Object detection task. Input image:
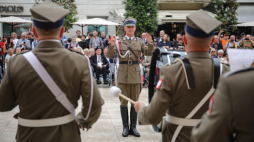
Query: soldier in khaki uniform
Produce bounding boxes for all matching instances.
[0,1,104,142]
[134,10,230,142]
[191,67,254,142]
[106,17,154,137]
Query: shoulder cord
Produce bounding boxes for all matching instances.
[116,40,130,58]
[125,43,138,60]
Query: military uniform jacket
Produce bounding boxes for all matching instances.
[142,56,152,68]
[106,37,154,84]
[191,68,254,142]
[138,52,229,142]
[0,41,104,142]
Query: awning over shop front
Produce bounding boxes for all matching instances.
[236,5,254,23]
[115,9,215,25]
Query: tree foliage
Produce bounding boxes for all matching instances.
[35,0,78,32]
[124,0,158,36]
[212,0,239,33]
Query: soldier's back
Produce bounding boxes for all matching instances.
[9,41,87,142]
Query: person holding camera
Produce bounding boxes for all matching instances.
[239,34,254,49]
[16,32,30,50]
[225,35,239,51]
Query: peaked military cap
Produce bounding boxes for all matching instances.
[30,0,70,29]
[124,17,136,26]
[185,9,222,38]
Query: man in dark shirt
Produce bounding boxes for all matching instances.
[85,33,93,49]
[78,35,87,49]
[175,38,185,49]
[101,31,108,47]
[211,35,223,51]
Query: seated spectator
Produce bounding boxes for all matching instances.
[13,47,21,57]
[16,32,30,49]
[153,39,157,48]
[210,48,217,58]
[239,34,254,49]
[211,35,223,51]
[78,35,87,49]
[76,46,83,54]
[175,38,185,50]
[5,48,15,73]
[103,47,115,85]
[158,34,171,49]
[90,47,109,84]
[70,37,78,48]
[89,48,95,58]
[217,49,224,59]
[225,35,239,50]
[65,38,71,49]
[84,48,89,57]
[3,37,15,55]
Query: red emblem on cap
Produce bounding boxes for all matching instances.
[209,94,215,114]
[156,79,163,89]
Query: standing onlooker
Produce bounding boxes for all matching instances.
[218,29,229,50]
[4,48,15,73]
[75,30,81,38]
[141,33,148,45]
[65,38,71,49]
[101,31,107,47]
[239,32,246,41]
[32,38,39,49]
[158,34,171,49]
[239,34,254,49]
[26,32,34,50]
[3,37,15,55]
[225,35,239,50]
[210,48,217,58]
[78,35,87,49]
[76,35,82,43]
[16,32,30,49]
[156,30,165,46]
[89,30,103,49]
[11,32,18,47]
[70,37,78,48]
[86,33,93,49]
[86,32,90,39]
[0,35,7,56]
[211,35,223,51]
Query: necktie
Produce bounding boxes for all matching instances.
[129,38,131,44]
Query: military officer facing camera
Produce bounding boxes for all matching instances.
[106,17,154,137]
[134,9,230,142]
[0,1,104,142]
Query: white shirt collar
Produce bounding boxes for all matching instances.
[126,35,134,40]
[39,39,61,43]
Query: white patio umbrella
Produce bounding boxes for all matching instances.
[71,18,120,35]
[0,16,32,33]
[237,21,254,27]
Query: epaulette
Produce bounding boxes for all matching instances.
[68,49,84,56]
[224,67,254,78]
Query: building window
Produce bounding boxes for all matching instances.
[2,16,32,37]
[87,17,108,36]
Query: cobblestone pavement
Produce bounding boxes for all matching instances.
[0,86,161,142]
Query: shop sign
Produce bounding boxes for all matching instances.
[0,5,24,13]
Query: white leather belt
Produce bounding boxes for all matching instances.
[18,114,74,127]
[166,114,201,127]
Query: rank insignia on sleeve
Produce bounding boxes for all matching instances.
[209,94,215,114]
[156,79,163,89]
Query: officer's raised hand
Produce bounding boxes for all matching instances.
[146,33,152,43]
[110,36,116,47]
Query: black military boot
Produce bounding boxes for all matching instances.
[129,107,140,137]
[120,106,129,137]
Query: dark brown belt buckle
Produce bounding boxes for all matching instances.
[128,60,132,65]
